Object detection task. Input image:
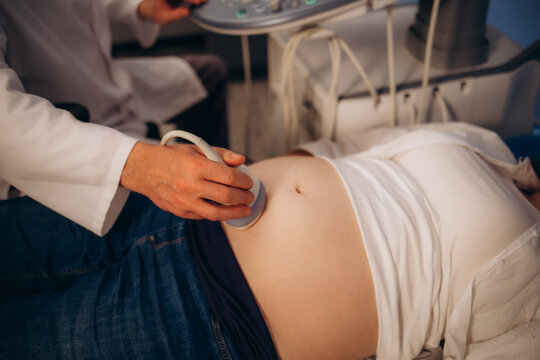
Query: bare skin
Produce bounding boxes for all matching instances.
[223,156,378,359]
[121,141,255,221]
[137,0,205,25]
[525,191,540,212]
[221,150,540,359]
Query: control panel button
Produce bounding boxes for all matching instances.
[236,7,248,17]
[252,5,266,13]
[305,0,317,5]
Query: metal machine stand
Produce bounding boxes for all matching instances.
[407,0,490,70]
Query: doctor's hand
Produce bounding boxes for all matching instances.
[120,141,254,221]
[137,0,206,25]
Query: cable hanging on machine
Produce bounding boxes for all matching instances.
[433,88,450,123]
[280,25,379,148]
[416,0,441,124]
[279,0,444,148]
[386,5,397,127]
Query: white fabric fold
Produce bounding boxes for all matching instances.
[298,122,540,359]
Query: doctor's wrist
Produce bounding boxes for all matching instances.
[120,141,154,194]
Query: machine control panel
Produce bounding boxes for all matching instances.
[187,0,369,34]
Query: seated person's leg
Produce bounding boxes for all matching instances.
[0,196,120,293]
[0,194,237,359]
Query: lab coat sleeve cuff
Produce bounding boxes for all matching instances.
[127,0,161,48]
[105,0,160,48]
[94,136,139,236]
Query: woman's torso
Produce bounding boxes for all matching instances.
[222,143,540,359]
[222,156,378,359]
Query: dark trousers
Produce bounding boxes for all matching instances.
[147,54,229,149]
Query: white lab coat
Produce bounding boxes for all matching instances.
[0,0,207,235]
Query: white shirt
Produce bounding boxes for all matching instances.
[297,123,540,359]
[0,0,207,235]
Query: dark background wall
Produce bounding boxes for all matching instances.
[487,0,539,118]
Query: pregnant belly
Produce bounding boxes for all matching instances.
[223,156,378,359]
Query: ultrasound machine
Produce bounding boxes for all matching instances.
[187,0,538,148]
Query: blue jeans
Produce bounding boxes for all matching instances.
[0,193,240,360]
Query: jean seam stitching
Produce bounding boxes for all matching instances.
[146,234,184,249]
[130,222,186,251]
[211,313,233,360]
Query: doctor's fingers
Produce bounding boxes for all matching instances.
[171,209,204,220]
[202,162,253,190]
[212,147,247,168]
[201,166,253,190]
[192,199,252,222]
[199,180,254,206]
[163,189,251,221]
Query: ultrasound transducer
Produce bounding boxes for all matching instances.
[160,130,266,230]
